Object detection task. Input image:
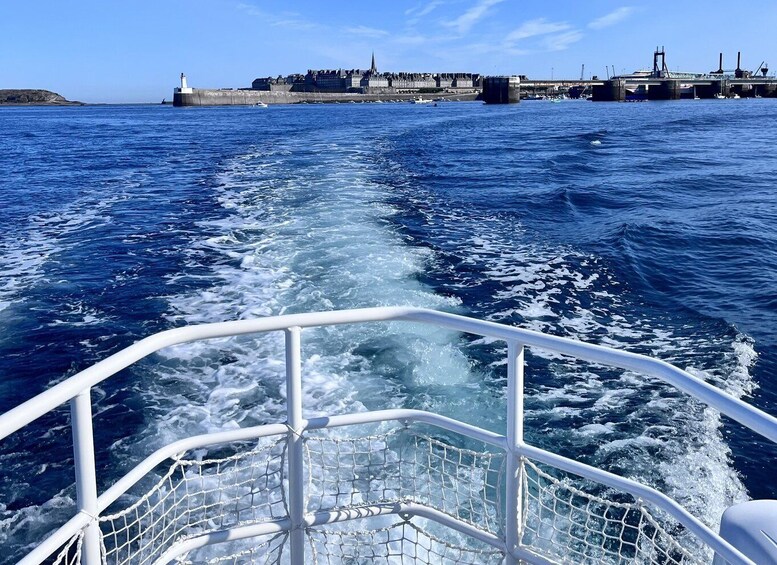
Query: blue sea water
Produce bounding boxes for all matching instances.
[0,100,776,561]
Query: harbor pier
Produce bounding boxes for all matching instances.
[586,77,777,101]
[482,76,521,104]
[591,79,626,102]
[647,79,681,100]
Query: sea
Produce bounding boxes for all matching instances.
[0,100,776,562]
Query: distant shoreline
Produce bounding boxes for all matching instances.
[0,89,83,106]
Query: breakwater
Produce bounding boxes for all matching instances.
[173,88,478,106]
[590,77,777,101]
[482,76,521,104]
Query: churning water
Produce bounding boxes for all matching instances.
[1,100,776,562]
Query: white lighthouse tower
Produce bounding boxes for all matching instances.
[176,73,193,94]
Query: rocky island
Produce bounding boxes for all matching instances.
[0,89,82,105]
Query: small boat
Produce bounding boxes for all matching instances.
[714,93,726,99]
[410,97,433,104]
[254,102,268,108]
[732,93,741,99]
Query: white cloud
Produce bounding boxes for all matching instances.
[236,2,262,17]
[346,25,390,38]
[468,41,530,57]
[541,30,584,51]
[506,18,571,42]
[271,18,318,31]
[394,34,431,46]
[406,1,443,18]
[588,7,636,30]
[443,0,505,35]
[236,3,318,31]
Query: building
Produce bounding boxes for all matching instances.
[253,54,480,94]
[361,53,390,89]
[436,73,481,89]
[389,73,437,90]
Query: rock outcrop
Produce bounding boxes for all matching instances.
[0,89,82,105]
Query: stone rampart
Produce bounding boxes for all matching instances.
[173,88,478,106]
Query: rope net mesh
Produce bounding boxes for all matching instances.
[520,458,707,564]
[52,530,84,565]
[304,427,505,536]
[307,519,505,564]
[47,425,716,564]
[97,438,287,565]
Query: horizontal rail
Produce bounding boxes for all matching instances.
[308,409,507,449]
[399,310,777,445]
[2,307,776,445]
[155,502,508,565]
[97,423,289,513]
[100,409,502,516]
[153,518,292,565]
[17,511,92,565]
[0,308,411,439]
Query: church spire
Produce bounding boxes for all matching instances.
[370,52,377,74]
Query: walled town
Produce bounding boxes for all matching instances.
[250,54,482,94]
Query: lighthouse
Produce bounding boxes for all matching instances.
[177,73,193,94]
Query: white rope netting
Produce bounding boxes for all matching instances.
[52,529,84,565]
[520,458,705,564]
[304,427,505,536]
[98,439,286,565]
[46,426,716,565]
[307,519,505,564]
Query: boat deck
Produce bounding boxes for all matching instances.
[2,308,775,564]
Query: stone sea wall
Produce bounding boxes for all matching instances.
[173,88,479,106]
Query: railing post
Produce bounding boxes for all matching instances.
[70,388,101,565]
[285,327,305,565]
[505,340,525,564]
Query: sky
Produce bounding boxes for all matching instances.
[2,0,776,103]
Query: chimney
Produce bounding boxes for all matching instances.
[714,52,724,74]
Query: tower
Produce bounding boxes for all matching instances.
[370,52,377,74]
[653,46,669,78]
[177,73,193,94]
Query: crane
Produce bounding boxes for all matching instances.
[753,61,769,77]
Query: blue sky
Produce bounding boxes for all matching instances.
[2,0,775,103]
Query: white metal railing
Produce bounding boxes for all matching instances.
[1,307,776,565]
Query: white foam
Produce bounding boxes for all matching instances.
[385,204,757,530]
[126,141,469,459]
[0,194,120,317]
